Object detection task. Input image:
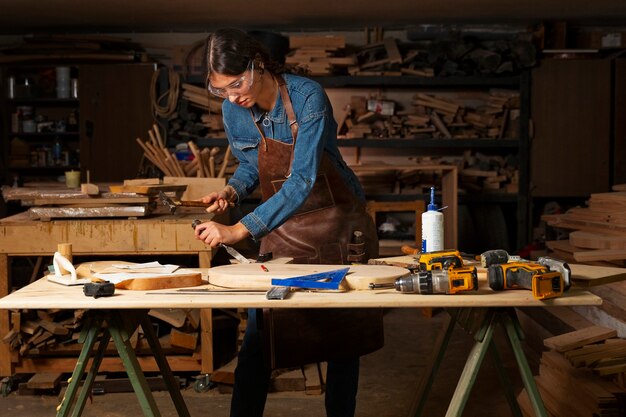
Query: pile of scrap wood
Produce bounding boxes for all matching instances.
[136,124,235,178]
[337,90,519,140]
[286,34,534,77]
[543,186,626,267]
[2,309,85,357]
[2,307,205,358]
[286,35,355,76]
[517,326,626,417]
[211,357,326,396]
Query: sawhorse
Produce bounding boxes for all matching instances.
[56,310,190,417]
[410,307,548,417]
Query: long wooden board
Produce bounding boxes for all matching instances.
[207,264,410,291]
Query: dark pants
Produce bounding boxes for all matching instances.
[230,308,360,417]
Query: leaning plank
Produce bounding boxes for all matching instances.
[303,363,323,395]
[544,326,617,352]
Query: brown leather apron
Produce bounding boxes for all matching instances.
[255,75,384,369]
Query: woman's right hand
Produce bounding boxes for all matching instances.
[201,186,235,214]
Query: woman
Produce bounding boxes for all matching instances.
[194,28,382,417]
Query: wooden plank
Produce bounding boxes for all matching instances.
[163,176,225,201]
[544,326,617,352]
[569,263,626,287]
[573,248,626,262]
[29,206,149,220]
[169,328,197,351]
[271,367,306,392]
[31,196,150,205]
[210,357,237,385]
[303,363,322,395]
[569,230,626,250]
[148,308,187,328]
[26,372,63,390]
[108,184,187,195]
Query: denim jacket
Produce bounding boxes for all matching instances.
[223,73,366,240]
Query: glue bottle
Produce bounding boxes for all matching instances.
[421,186,444,252]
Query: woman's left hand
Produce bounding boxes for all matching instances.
[193,221,250,247]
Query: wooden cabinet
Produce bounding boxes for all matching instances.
[79,63,155,182]
[531,59,612,197]
[0,63,155,186]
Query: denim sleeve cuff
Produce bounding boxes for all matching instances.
[240,213,270,241]
[227,179,247,203]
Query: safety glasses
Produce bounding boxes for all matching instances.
[207,60,255,98]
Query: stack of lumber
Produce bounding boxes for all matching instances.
[2,185,155,220]
[354,151,517,196]
[517,326,626,417]
[352,37,434,77]
[337,90,519,140]
[543,186,626,267]
[211,357,326,396]
[457,151,519,194]
[136,124,235,178]
[286,35,355,76]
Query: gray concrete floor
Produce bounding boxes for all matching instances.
[1,308,523,417]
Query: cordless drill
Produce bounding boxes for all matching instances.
[394,266,478,294]
[481,249,572,299]
[487,263,564,300]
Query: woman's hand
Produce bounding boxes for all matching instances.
[194,221,249,247]
[201,186,236,215]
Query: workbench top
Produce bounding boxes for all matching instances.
[0,272,602,310]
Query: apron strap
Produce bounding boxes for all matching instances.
[250,74,299,177]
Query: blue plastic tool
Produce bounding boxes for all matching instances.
[270,267,350,290]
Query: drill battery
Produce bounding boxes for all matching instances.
[488,262,565,300]
[417,249,464,271]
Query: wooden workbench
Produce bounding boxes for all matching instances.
[0,211,214,377]
[0,273,602,417]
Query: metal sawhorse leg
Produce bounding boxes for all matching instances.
[56,310,190,417]
[409,307,548,417]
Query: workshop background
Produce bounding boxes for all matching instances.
[1,1,626,416]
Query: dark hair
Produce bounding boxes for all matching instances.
[204,28,284,85]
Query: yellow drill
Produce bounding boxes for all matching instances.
[394,266,478,294]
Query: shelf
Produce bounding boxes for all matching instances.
[189,137,519,150]
[366,193,518,203]
[337,138,519,149]
[315,75,521,88]
[184,74,522,89]
[9,132,80,139]
[8,98,79,106]
[6,165,79,172]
